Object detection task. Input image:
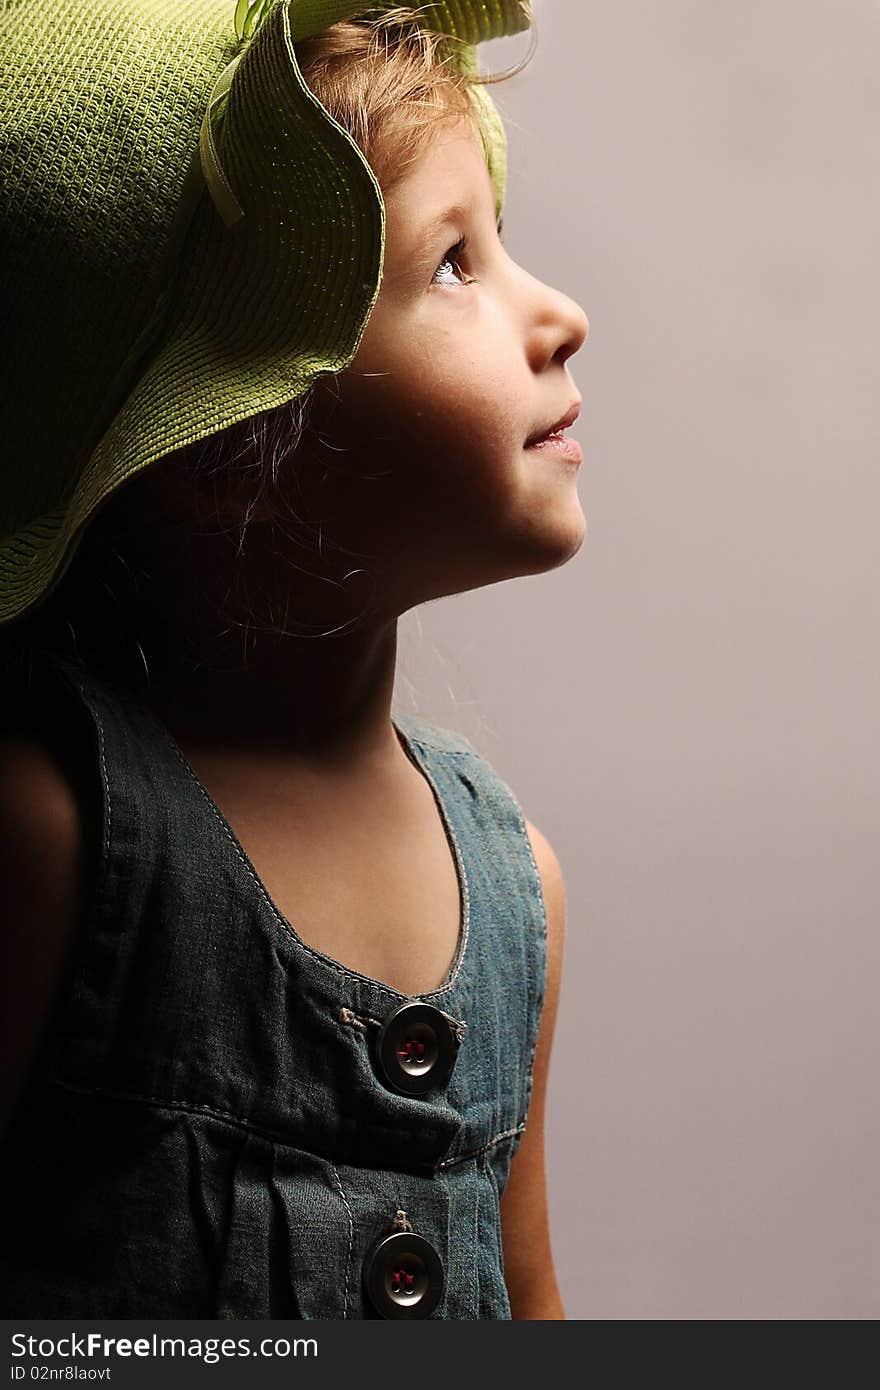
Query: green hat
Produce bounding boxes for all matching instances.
[0,0,531,627]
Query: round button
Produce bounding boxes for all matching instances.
[375,1001,459,1096]
[363,1231,444,1319]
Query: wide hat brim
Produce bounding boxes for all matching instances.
[0,0,530,626]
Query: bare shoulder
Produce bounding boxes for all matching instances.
[499,818,567,1318]
[0,735,87,1137]
[0,734,85,851]
[522,817,565,1033]
[524,818,567,941]
[0,736,87,905]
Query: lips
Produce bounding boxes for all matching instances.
[525,400,581,448]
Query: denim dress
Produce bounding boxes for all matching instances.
[0,646,547,1318]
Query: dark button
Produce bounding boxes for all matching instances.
[375,1000,459,1096]
[363,1231,444,1319]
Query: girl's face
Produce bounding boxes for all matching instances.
[293,113,590,613]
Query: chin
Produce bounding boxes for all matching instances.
[405,500,587,603]
[518,501,587,575]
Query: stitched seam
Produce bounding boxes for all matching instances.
[393,726,471,998]
[328,1164,354,1320]
[161,738,420,995]
[51,1077,450,1180]
[400,741,474,756]
[508,784,550,951]
[502,778,550,1122]
[437,803,471,998]
[92,703,112,881]
[436,1124,526,1171]
[48,1076,335,1150]
[159,733,469,1002]
[42,656,113,912]
[394,730,476,756]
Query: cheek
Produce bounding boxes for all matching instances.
[357,302,520,431]
[397,360,524,467]
[323,317,526,510]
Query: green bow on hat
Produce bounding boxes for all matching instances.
[0,0,531,627]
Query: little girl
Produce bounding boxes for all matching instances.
[0,0,588,1319]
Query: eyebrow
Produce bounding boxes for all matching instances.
[416,203,504,241]
[404,204,505,272]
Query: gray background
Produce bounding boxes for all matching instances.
[393,0,880,1318]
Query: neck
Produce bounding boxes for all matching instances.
[81,472,408,769]
[137,613,403,769]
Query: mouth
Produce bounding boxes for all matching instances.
[525,433,582,465]
[524,400,581,448]
[524,400,582,464]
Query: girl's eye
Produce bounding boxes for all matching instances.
[431,235,474,288]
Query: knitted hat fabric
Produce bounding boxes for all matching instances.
[0,0,531,625]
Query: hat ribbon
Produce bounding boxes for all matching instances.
[199,53,246,227]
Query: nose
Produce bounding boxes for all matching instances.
[524,273,590,373]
